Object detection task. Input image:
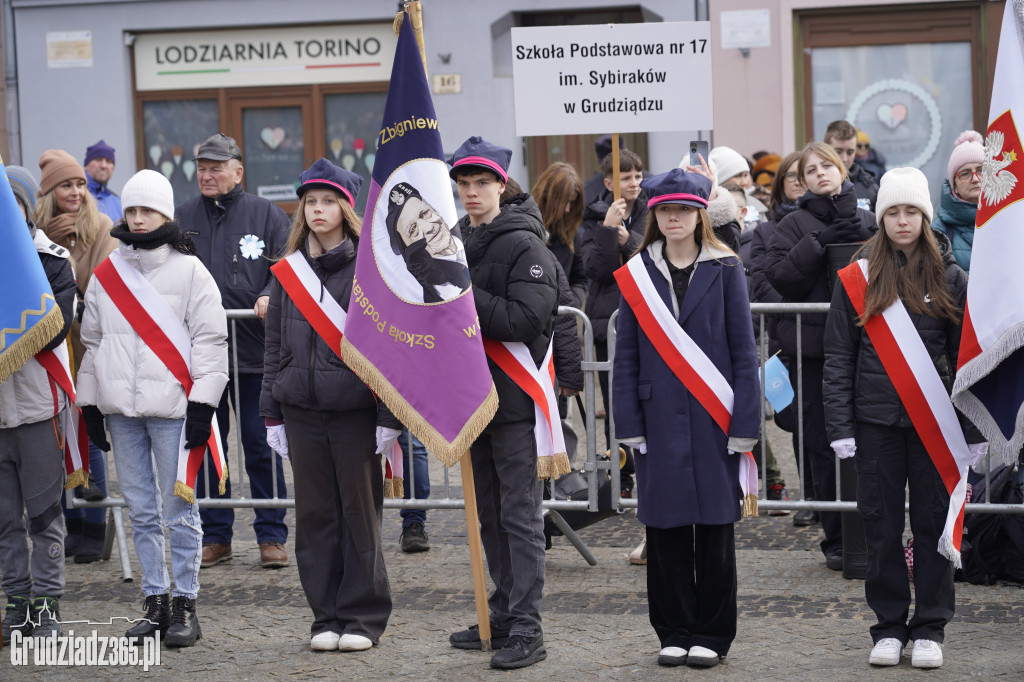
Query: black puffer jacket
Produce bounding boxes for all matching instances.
[552,257,584,392]
[747,201,799,344]
[823,231,980,443]
[765,182,876,359]
[848,162,879,212]
[260,237,396,428]
[578,189,648,344]
[463,194,559,424]
[547,232,586,307]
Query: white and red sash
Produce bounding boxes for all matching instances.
[482,337,570,480]
[838,259,973,565]
[615,255,759,517]
[35,344,90,489]
[270,250,404,495]
[92,250,226,503]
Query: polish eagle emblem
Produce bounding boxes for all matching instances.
[981,130,1018,207]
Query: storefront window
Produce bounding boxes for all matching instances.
[142,99,219,204]
[241,106,306,202]
[323,92,387,212]
[810,42,973,203]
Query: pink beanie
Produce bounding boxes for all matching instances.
[947,130,985,189]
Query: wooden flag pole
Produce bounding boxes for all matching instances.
[611,133,621,202]
[403,0,493,651]
[460,451,492,650]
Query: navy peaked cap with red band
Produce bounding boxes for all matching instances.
[297,158,363,206]
[449,136,512,183]
[641,168,711,210]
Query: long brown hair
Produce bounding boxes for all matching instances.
[532,162,584,251]
[856,216,960,325]
[32,188,105,249]
[635,205,735,257]
[768,151,803,217]
[284,190,362,257]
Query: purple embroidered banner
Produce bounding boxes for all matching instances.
[340,13,496,465]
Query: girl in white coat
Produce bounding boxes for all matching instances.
[77,170,227,648]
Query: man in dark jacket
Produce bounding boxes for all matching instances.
[446,137,558,670]
[826,120,879,211]
[175,133,291,570]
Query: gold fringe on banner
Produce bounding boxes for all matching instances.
[64,467,87,491]
[175,480,196,504]
[384,476,404,499]
[742,494,759,518]
[218,467,228,496]
[0,297,62,384]
[339,338,499,467]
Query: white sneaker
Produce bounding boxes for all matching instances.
[869,638,903,666]
[338,633,373,651]
[657,646,687,667]
[310,631,340,651]
[911,639,943,669]
[686,645,721,668]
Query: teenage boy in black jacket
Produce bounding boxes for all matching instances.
[446,137,558,670]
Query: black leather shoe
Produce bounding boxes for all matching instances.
[164,596,202,647]
[126,594,170,641]
[449,622,511,650]
[825,547,844,571]
[490,634,547,669]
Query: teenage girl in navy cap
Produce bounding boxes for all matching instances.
[260,158,401,653]
[613,167,760,669]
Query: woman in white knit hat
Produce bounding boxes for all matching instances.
[822,167,985,670]
[931,131,985,273]
[76,169,228,649]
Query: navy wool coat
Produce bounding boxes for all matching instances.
[613,241,761,528]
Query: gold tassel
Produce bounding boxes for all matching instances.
[384,476,404,499]
[174,480,196,504]
[0,300,62,383]
[218,470,228,496]
[392,11,403,35]
[64,467,87,491]
[553,452,571,478]
[338,338,499,467]
[742,494,759,518]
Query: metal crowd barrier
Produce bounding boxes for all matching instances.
[70,303,1024,580]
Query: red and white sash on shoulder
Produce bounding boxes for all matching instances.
[838,259,973,566]
[35,344,90,489]
[270,250,404,496]
[615,254,759,517]
[92,250,226,503]
[482,337,570,480]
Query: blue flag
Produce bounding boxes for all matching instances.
[762,354,794,412]
[0,158,61,382]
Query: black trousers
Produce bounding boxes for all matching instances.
[797,359,842,555]
[646,524,737,655]
[856,422,954,644]
[282,405,392,643]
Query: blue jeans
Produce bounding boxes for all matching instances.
[107,415,202,599]
[62,442,107,526]
[399,429,430,528]
[195,374,288,544]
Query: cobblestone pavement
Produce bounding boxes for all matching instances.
[10,422,1024,679]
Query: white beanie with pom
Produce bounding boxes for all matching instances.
[122,169,175,221]
[947,130,985,189]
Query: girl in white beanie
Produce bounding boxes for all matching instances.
[822,167,984,669]
[77,169,228,648]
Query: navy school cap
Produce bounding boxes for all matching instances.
[297,158,362,206]
[641,168,711,210]
[448,136,511,183]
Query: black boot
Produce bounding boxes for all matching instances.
[2,595,33,640]
[126,594,170,641]
[164,596,202,648]
[73,521,107,564]
[31,597,61,637]
[64,518,84,559]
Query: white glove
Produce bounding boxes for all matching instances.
[375,426,402,456]
[831,437,856,460]
[968,442,988,467]
[618,437,646,454]
[267,424,289,459]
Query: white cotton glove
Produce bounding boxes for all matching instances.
[619,437,646,454]
[831,437,857,460]
[968,442,989,467]
[375,426,402,456]
[267,424,289,459]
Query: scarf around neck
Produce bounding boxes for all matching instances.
[111,220,198,256]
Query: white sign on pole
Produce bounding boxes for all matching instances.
[510,22,712,137]
[720,10,772,50]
